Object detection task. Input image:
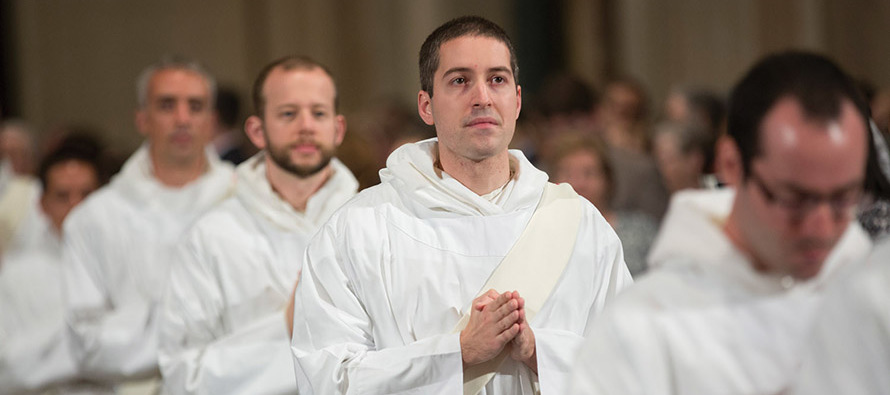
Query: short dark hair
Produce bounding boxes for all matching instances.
[418,15,519,96]
[865,122,890,199]
[215,86,241,128]
[251,55,339,118]
[38,134,102,190]
[727,51,870,177]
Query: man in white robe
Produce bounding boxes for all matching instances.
[789,124,890,395]
[0,142,110,394]
[61,56,235,393]
[569,51,872,395]
[158,56,358,395]
[291,16,631,395]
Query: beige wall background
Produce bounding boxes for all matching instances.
[7,0,890,153]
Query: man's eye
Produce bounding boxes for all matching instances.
[280,111,295,118]
[190,102,204,112]
[313,111,328,118]
[492,76,506,84]
[452,77,466,85]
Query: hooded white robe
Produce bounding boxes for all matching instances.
[291,139,631,395]
[0,207,113,394]
[60,145,234,384]
[790,238,890,395]
[158,154,357,395]
[569,189,871,395]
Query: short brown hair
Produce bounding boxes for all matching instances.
[251,55,339,118]
[418,16,519,97]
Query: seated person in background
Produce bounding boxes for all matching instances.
[0,139,111,394]
[527,72,669,221]
[570,50,872,395]
[549,134,657,277]
[651,120,715,194]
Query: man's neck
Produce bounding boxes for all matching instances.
[151,151,208,188]
[438,148,512,196]
[265,156,332,213]
[723,208,772,275]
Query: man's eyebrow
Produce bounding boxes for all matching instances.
[442,67,473,77]
[441,66,513,78]
[782,178,864,195]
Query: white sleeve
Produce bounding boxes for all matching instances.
[61,214,158,381]
[291,225,464,395]
[158,236,296,395]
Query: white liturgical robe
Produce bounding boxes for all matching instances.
[158,154,357,395]
[569,189,871,395]
[790,238,890,395]
[291,139,631,395]
[0,208,112,394]
[61,145,234,383]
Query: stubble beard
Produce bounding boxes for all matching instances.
[267,141,334,178]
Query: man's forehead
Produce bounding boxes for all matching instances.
[264,67,336,106]
[760,97,866,148]
[436,35,512,72]
[149,69,210,98]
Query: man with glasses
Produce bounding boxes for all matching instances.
[569,51,872,394]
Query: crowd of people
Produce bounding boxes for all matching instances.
[0,15,889,395]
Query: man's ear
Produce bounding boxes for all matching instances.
[418,90,435,126]
[244,116,267,150]
[715,134,742,187]
[334,115,347,147]
[515,85,522,119]
[135,109,148,137]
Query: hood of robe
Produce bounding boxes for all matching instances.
[647,188,870,293]
[235,152,358,232]
[110,144,235,215]
[379,138,549,217]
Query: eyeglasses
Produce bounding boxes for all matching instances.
[748,171,862,222]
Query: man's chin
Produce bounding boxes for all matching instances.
[789,257,827,281]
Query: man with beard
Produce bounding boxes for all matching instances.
[569,51,872,394]
[290,16,630,394]
[61,56,235,394]
[157,56,358,395]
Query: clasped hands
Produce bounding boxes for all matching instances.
[459,289,537,374]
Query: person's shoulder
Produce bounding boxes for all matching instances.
[325,182,399,221]
[64,183,131,230]
[610,262,718,312]
[186,196,250,237]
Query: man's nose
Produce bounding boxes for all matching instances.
[174,103,192,124]
[471,82,493,108]
[297,112,316,134]
[801,201,839,239]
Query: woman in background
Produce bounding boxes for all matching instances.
[549,134,658,277]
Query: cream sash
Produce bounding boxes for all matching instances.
[453,182,582,395]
